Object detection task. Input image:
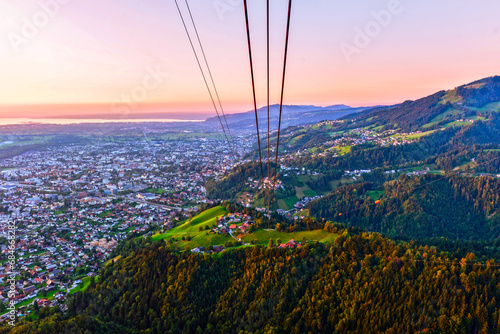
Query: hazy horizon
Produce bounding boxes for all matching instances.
[0,103,216,120]
[0,72,496,120]
[0,101,362,119]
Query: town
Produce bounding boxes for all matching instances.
[0,136,254,320]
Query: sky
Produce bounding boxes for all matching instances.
[0,0,499,118]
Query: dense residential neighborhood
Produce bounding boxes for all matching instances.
[0,137,253,318]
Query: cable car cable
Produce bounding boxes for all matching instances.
[269,0,293,212]
[266,0,271,227]
[174,0,235,156]
[243,0,266,202]
[183,0,238,155]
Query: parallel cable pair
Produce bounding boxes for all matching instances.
[174,0,238,158]
[242,0,293,221]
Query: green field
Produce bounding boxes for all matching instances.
[241,229,337,246]
[440,89,463,104]
[328,131,345,136]
[45,289,65,300]
[288,134,306,146]
[335,145,351,155]
[422,121,440,129]
[69,277,94,295]
[484,102,500,112]
[152,206,228,242]
[151,206,337,251]
[432,108,462,122]
[406,130,437,139]
[453,161,478,172]
[146,188,167,194]
[293,209,310,218]
[295,185,317,199]
[366,190,385,200]
[161,228,337,250]
[422,107,462,128]
[467,102,500,113]
[296,174,316,183]
[443,120,474,128]
[311,123,333,130]
[307,147,320,153]
[277,195,299,211]
[253,197,266,208]
[104,255,122,266]
[467,115,486,121]
[303,190,317,197]
[393,130,437,140]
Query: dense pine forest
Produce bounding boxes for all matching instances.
[5,231,500,334]
[308,174,500,240]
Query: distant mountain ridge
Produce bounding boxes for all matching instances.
[204,104,373,131]
[203,76,500,133]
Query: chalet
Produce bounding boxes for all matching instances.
[213,245,224,253]
[191,247,205,253]
[54,293,65,301]
[239,223,249,233]
[36,298,51,307]
[278,239,298,249]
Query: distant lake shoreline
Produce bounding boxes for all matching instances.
[0,118,205,126]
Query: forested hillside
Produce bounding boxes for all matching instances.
[6,233,500,334]
[308,174,500,240]
[288,116,500,173]
[340,76,500,131]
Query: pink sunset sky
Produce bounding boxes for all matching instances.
[0,0,499,118]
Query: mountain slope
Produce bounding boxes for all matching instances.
[341,76,500,131]
[308,174,500,240]
[204,104,372,131]
[10,235,500,333]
